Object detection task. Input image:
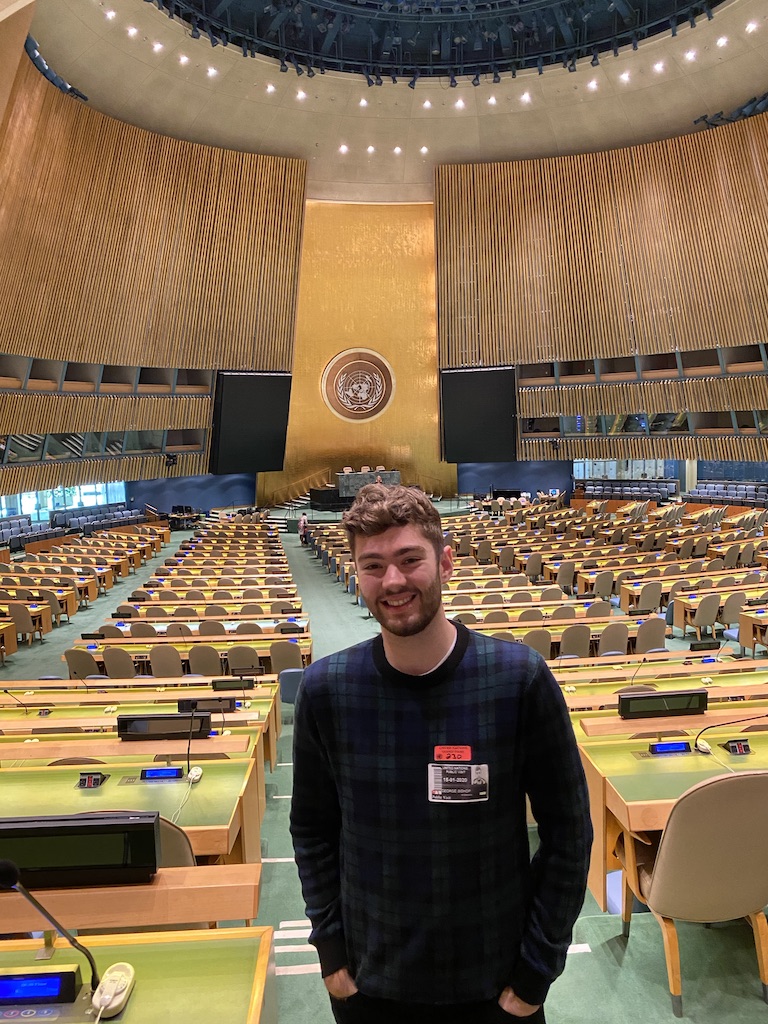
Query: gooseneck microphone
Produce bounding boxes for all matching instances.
[3,689,30,714]
[0,859,100,990]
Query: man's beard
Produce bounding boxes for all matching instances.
[370,573,443,638]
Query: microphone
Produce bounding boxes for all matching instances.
[185,701,198,777]
[0,859,100,991]
[627,655,648,688]
[3,689,30,714]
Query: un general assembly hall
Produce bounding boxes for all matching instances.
[1,0,768,1022]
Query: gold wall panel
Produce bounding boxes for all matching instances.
[519,376,768,419]
[521,435,768,463]
[258,202,456,506]
[436,113,768,367]
[0,394,211,435]
[0,450,209,495]
[0,61,306,371]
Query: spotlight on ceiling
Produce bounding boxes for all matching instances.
[471,72,480,86]
[408,70,420,89]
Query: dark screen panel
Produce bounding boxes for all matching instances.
[440,368,517,462]
[209,372,292,474]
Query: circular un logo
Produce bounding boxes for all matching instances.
[321,349,395,422]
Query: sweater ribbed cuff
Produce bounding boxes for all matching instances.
[315,935,349,979]
[509,960,550,1007]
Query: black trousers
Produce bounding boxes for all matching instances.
[329,992,546,1024]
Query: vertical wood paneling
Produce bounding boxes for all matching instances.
[436,112,768,368]
[0,62,307,371]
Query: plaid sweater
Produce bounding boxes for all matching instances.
[290,623,592,1006]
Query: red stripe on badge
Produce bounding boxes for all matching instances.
[433,745,472,761]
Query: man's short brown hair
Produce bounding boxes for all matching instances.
[343,484,444,557]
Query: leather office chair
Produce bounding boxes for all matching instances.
[616,771,768,1017]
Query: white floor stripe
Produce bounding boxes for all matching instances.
[272,794,292,799]
[276,964,322,976]
[275,944,315,954]
[279,919,310,928]
[568,943,591,954]
[263,857,296,863]
[275,928,312,940]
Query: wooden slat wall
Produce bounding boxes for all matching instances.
[521,436,768,463]
[0,451,210,493]
[0,61,307,371]
[435,113,768,367]
[519,376,768,418]
[0,394,210,435]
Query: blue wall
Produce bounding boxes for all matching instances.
[457,461,574,497]
[697,461,768,483]
[127,474,257,512]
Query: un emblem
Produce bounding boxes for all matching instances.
[321,349,395,422]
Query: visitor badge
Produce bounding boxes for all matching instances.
[428,763,489,803]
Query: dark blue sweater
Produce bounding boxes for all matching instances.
[290,623,592,1006]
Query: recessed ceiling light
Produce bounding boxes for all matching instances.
[153,42,163,52]
[422,99,431,108]
[420,146,428,154]
[367,145,375,153]
[653,60,664,73]
[716,35,728,47]
[339,144,348,154]
[684,49,696,61]
[587,79,598,91]
[619,70,630,82]
[746,21,757,34]
[297,90,306,99]
[105,9,116,19]
[127,26,138,37]
[359,98,368,107]
[207,66,217,77]
[266,83,275,93]
[520,91,531,103]
[179,54,189,65]
[487,95,496,105]
[393,146,402,154]
[455,98,465,109]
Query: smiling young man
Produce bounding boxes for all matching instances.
[290,484,592,1024]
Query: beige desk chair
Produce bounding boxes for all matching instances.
[8,602,44,645]
[682,592,722,641]
[64,648,107,681]
[130,621,157,638]
[269,640,303,675]
[166,622,193,637]
[103,645,138,679]
[558,622,591,659]
[634,616,667,654]
[227,645,262,675]
[521,628,551,660]
[517,607,544,623]
[188,644,223,675]
[199,620,225,635]
[616,771,768,1017]
[149,645,185,677]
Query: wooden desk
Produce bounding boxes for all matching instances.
[0,760,261,861]
[738,607,768,657]
[0,864,261,931]
[0,618,18,657]
[0,928,276,1024]
[0,600,53,635]
[580,731,768,909]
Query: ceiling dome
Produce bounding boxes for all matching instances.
[170,0,725,81]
